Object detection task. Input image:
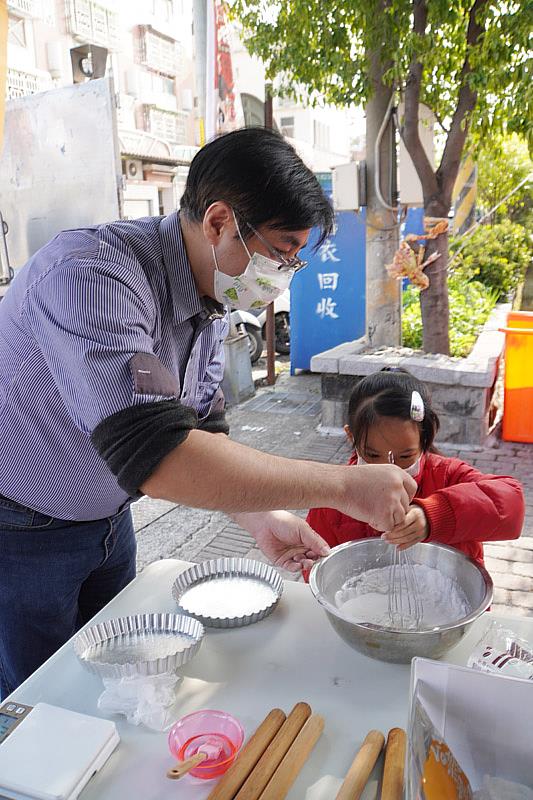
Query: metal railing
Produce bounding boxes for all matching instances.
[6,67,53,100]
[7,0,39,18]
[65,0,121,50]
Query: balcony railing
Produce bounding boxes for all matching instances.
[143,105,188,145]
[7,0,39,18]
[65,0,121,50]
[6,67,54,100]
[139,26,179,78]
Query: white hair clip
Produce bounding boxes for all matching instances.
[410,390,425,422]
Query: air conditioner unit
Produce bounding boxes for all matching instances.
[124,159,143,180]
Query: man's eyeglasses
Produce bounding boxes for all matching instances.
[244,221,308,273]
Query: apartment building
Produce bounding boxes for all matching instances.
[231,35,357,173]
[5,0,198,217]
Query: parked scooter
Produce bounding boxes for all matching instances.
[230,290,291,364]
[230,309,263,364]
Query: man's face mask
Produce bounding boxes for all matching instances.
[212,211,297,310]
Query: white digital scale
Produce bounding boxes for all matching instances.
[0,701,119,800]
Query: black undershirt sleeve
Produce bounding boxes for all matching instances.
[91,400,228,497]
[197,409,230,435]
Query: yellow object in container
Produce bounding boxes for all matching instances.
[421,736,473,800]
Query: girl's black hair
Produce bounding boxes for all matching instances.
[347,368,440,454]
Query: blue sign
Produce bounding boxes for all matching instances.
[290,208,366,372]
[402,207,425,239]
[289,179,425,372]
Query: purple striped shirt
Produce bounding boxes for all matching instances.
[0,212,228,520]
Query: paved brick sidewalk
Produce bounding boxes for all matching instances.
[133,372,533,619]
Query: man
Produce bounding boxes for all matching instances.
[0,128,415,697]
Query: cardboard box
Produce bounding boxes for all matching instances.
[407,658,533,798]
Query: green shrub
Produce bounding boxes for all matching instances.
[450,220,531,300]
[402,277,499,358]
[477,135,532,229]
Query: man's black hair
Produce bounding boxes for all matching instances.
[347,368,440,454]
[180,127,334,247]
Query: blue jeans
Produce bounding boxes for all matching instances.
[0,496,137,698]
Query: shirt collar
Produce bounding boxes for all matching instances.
[159,211,224,325]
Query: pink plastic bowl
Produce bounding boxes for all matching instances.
[168,709,244,780]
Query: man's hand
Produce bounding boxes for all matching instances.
[336,464,417,532]
[381,505,429,550]
[231,510,330,572]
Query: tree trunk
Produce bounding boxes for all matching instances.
[420,198,450,354]
[365,55,401,348]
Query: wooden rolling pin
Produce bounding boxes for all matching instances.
[335,729,385,800]
[258,713,325,800]
[235,702,312,800]
[207,708,286,800]
[380,728,407,800]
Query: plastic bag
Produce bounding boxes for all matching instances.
[409,698,473,800]
[473,776,533,799]
[97,673,183,731]
[467,620,533,681]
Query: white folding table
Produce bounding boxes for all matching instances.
[5,558,533,799]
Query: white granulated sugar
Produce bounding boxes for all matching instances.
[181,577,276,618]
[335,564,471,629]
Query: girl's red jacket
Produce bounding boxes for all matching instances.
[306,452,525,567]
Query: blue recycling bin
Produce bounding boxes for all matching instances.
[290,208,366,372]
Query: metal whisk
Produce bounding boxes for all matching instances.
[388,545,424,629]
[386,450,424,629]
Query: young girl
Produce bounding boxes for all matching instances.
[307,368,524,567]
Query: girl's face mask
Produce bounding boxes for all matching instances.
[212,211,295,311]
[356,453,423,480]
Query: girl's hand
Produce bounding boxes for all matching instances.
[381,505,429,550]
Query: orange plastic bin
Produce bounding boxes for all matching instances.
[500,310,533,443]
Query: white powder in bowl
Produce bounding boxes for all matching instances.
[335,563,471,629]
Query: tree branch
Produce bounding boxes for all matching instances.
[401,0,439,201]
[432,110,450,134]
[438,0,489,201]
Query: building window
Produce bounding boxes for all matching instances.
[313,120,330,151]
[7,15,27,47]
[149,73,175,96]
[151,0,174,22]
[280,115,294,138]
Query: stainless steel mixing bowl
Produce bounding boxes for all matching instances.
[309,539,493,664]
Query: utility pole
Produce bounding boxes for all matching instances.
[193,0,207,145]
[264,81,276,385]
[0,0,6,151]
[365,51,401,347]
